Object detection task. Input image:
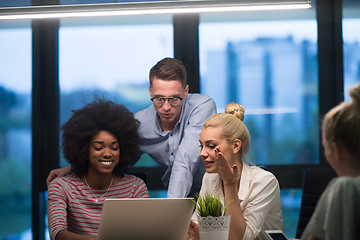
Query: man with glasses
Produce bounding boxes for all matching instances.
[46,57,216,198]
[135,57,216,198]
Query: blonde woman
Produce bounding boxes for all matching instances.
[300,83,360,240]
[188,103,284,240]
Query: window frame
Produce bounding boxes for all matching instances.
[31,0,344,238]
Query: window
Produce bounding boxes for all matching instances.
[343,0,360,100]
[0,20,32,239]
[0,0,31,8]
[200,10,319,166]
[59,15,173,197]
[199,8,318,237]
[0,1,348,239]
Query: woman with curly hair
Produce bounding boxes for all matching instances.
[47,99,149,240]
[188,103,284,240]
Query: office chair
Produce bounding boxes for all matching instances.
[295,168,337,238]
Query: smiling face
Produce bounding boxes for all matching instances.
[149,78,188,131]
[199,127,237,173]
[88,130,120,176]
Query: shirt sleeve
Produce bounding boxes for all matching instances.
[242,173,283,239]
[47,179,69,240]
[167,98,216,198]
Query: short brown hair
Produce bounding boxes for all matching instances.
[149,58,187,88]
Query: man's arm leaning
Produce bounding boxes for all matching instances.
[46,165,71,187]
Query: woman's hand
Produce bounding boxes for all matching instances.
[215,147,246,240]
[215,147,240,186]
[187,220,199,240]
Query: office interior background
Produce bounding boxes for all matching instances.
[0,0,359,239]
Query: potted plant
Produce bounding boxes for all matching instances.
[193,192,231,240]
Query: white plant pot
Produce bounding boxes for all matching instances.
[198,215,231,240]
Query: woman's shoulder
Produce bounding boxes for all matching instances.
[48,173,82,193]
[246,164,277,181]
[119,174,146,185]
[328,176,360,193]
[334,175,360,183]
[242,164,280,192]
[51,173,81,185]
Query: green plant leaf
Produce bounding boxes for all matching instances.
[193,192,228,217]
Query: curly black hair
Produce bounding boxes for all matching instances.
[61,99,140,177]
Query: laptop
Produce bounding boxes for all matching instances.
[97,198,194,240]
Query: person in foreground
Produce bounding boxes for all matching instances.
[47,100,149,240]
[187,103,284,240]
[299,83,360,240]
[47,57,216,198]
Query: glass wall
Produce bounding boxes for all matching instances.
[199,8,318,237]
[0,0,31,8]
[199,11,319,167]
[0,1,351,238]
[59,15,173,197]
[0,20,32,239]
[343,0,360,100]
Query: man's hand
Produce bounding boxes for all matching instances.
[46,165,71,187]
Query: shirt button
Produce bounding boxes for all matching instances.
[171,153,174,155]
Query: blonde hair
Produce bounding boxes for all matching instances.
[322,83,360,158]
[203,103,250,160]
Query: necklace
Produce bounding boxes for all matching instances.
[84,176,113,203]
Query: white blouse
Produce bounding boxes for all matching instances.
[196,163,284,240]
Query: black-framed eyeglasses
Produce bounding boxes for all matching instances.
[150,96,183,106]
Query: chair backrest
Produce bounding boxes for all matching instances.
[295,168,337,238]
